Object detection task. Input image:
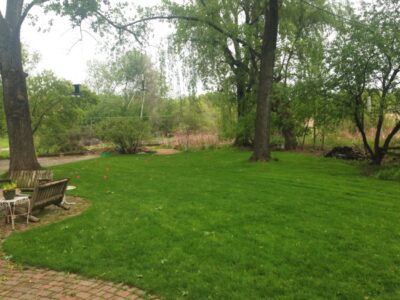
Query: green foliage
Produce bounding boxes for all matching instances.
[205,92,237,140]
[45,0,106,25]
[87,50,165,97]
[327,0,400,162]
[4,150,400,299]
[164,0,340,147]
[151,99,181,136]
[87,50,167,128]
[96,118,150,154]
[235,111,255,144]
[85,94,140,122]
[164,0,263,145]
[1,181,16,191]
[178,98,215,133]
[28,71,98,153]
[86,89,222,148]
[375,166,400,182]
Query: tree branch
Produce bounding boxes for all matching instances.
[357,53,375,98]
[32,98,64,134]
[94,10,142,45]
[385,66,400,93]
[5,0,24,30]
[354,95,374,158]
[222,45,239,69]
[18,0,51,29]
[96,13,260,58]
[0,11,10,58]
[0,10,8,33]
[382,121,400,152]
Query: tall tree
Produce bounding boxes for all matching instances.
[164,0,262,147]
[162,0,331,149]
[251,0,279,161]
[330,0,400,165]
[0,0,140,171]
[87,50,167,122]
[274,0,329,150]
[0,1,41,170]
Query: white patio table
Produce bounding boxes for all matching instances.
[0,195,30,230]
[62,185,77,205]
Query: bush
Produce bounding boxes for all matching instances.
[36,127,86,154]
[235,112,255,146]
[96,118,150,154]
[375,166,400,182]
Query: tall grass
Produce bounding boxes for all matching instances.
[159,132,230,150]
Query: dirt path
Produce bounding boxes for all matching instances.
[0,155,100,173]
[0,148,183,173]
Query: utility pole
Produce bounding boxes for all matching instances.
[140,74,146,119]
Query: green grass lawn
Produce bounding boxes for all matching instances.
[3,150,400,299]
[0,137,8,148]
[0,137,9,158]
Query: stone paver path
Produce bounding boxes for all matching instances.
[0,197,156,300]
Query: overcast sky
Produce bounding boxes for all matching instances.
[0,0,173,85]
[0,0,362,94]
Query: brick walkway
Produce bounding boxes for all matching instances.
[0,197,155,300]
[0,259,147,299]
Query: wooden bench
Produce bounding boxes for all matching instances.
[30,179,70,211]
[0,178,70,224]
[10,170,54,192]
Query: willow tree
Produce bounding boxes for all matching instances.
[162,0,332,149]
[274,0,330,150]
[163,0,263,147]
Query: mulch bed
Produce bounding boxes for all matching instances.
[0,196,90,240]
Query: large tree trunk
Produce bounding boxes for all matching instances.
[278,103,298,150]
[1,70,40,171]
[251,0,279,161]
[283,125,298,150]
[371,150,384,166]
[0,1,41,171]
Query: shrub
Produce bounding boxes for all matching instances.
[36,127,86,154]
[96,118,150,154]
[375,166,400,182]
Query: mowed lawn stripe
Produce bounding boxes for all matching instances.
[3,149,400,299]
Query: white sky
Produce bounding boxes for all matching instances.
[0,0,174,85]
[0,0,362,94]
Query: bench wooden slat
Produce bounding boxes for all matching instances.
[31,179,69,210]
[10,170,54,190]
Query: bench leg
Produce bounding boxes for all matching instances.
[29,215,40,222]
[56,203,70,211]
